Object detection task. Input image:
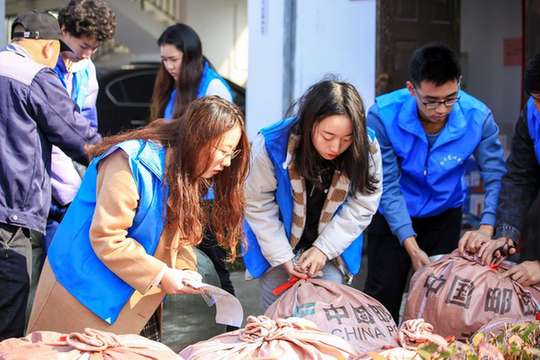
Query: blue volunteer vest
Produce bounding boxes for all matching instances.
[163,61,233,119]
[48,140,167,325]
[242,117,366,278]
[526,97,540,165]
[54,59,90,110]
[376,88,490,218]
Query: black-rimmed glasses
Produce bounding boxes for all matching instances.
[415,87,460,110]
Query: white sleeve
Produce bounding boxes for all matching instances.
[314,140,383,260]
[204,79,233,102]
[244,135,295,267]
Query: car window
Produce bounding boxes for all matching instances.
[107,79,127,103]
[106,70,157,106]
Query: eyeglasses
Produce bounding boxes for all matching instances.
[214,147,241,161]
[415,87,460,110]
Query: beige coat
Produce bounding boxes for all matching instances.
[27,150,197,335]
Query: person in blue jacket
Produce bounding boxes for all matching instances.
[244,80,383,310]
[365,43,507,322]
[459,53,540,286]
[150,23,237,303]
[46,0,116,250]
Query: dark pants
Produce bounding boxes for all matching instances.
[197,229,235,296]
[0,223,32,340]
[364,208,462,323]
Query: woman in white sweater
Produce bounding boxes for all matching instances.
[243,79,383,310]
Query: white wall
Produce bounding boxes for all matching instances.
[184,0,248,86]
[246,0,287,138]
[294,0,376,107]
[461,0,522,145]
[246,0,377,139]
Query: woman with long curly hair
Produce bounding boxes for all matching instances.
[27,96,249,340]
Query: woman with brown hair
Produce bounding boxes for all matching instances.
[27,96,249,340]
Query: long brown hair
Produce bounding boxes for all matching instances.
[150,23,204,121]
[89,96,249,259]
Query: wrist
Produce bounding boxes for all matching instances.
[478,224,494,237]
[403,236,420,255]
[312,245,329,260]
[495,223,520,243]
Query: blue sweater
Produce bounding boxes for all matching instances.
[368,88,506,244]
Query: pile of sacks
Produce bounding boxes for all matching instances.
[2,250,539,359]
[180,251,540,359]
[180,279,401,359]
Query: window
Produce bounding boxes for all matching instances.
[106,70,157,106]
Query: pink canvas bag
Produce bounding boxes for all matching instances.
[264,278,399,354]
[180,315,357,359]
[0,328,181,360]
[404,250,540,339]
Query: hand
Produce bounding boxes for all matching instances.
[160,268,203,295]
[500,261,540,286]
[477,237,516,265]
[458,226,492,255]
[282,260,308,279]
[297,246,327,277]
[404,236,430,272]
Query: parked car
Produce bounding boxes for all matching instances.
[96,62,246,136]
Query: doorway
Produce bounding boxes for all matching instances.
[376,0,461,95]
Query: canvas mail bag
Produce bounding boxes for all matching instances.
[404,250,540,339]
[0,328,181,360]
[264,278,399,354]
[180,315,357,360]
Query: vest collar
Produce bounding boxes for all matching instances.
[397,96,427,143]
[397,93,468,150]
[138,141,166,181]
[107,140,165,181]
[431,100,467,151]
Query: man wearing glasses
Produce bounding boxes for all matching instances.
[364,43,506,322]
